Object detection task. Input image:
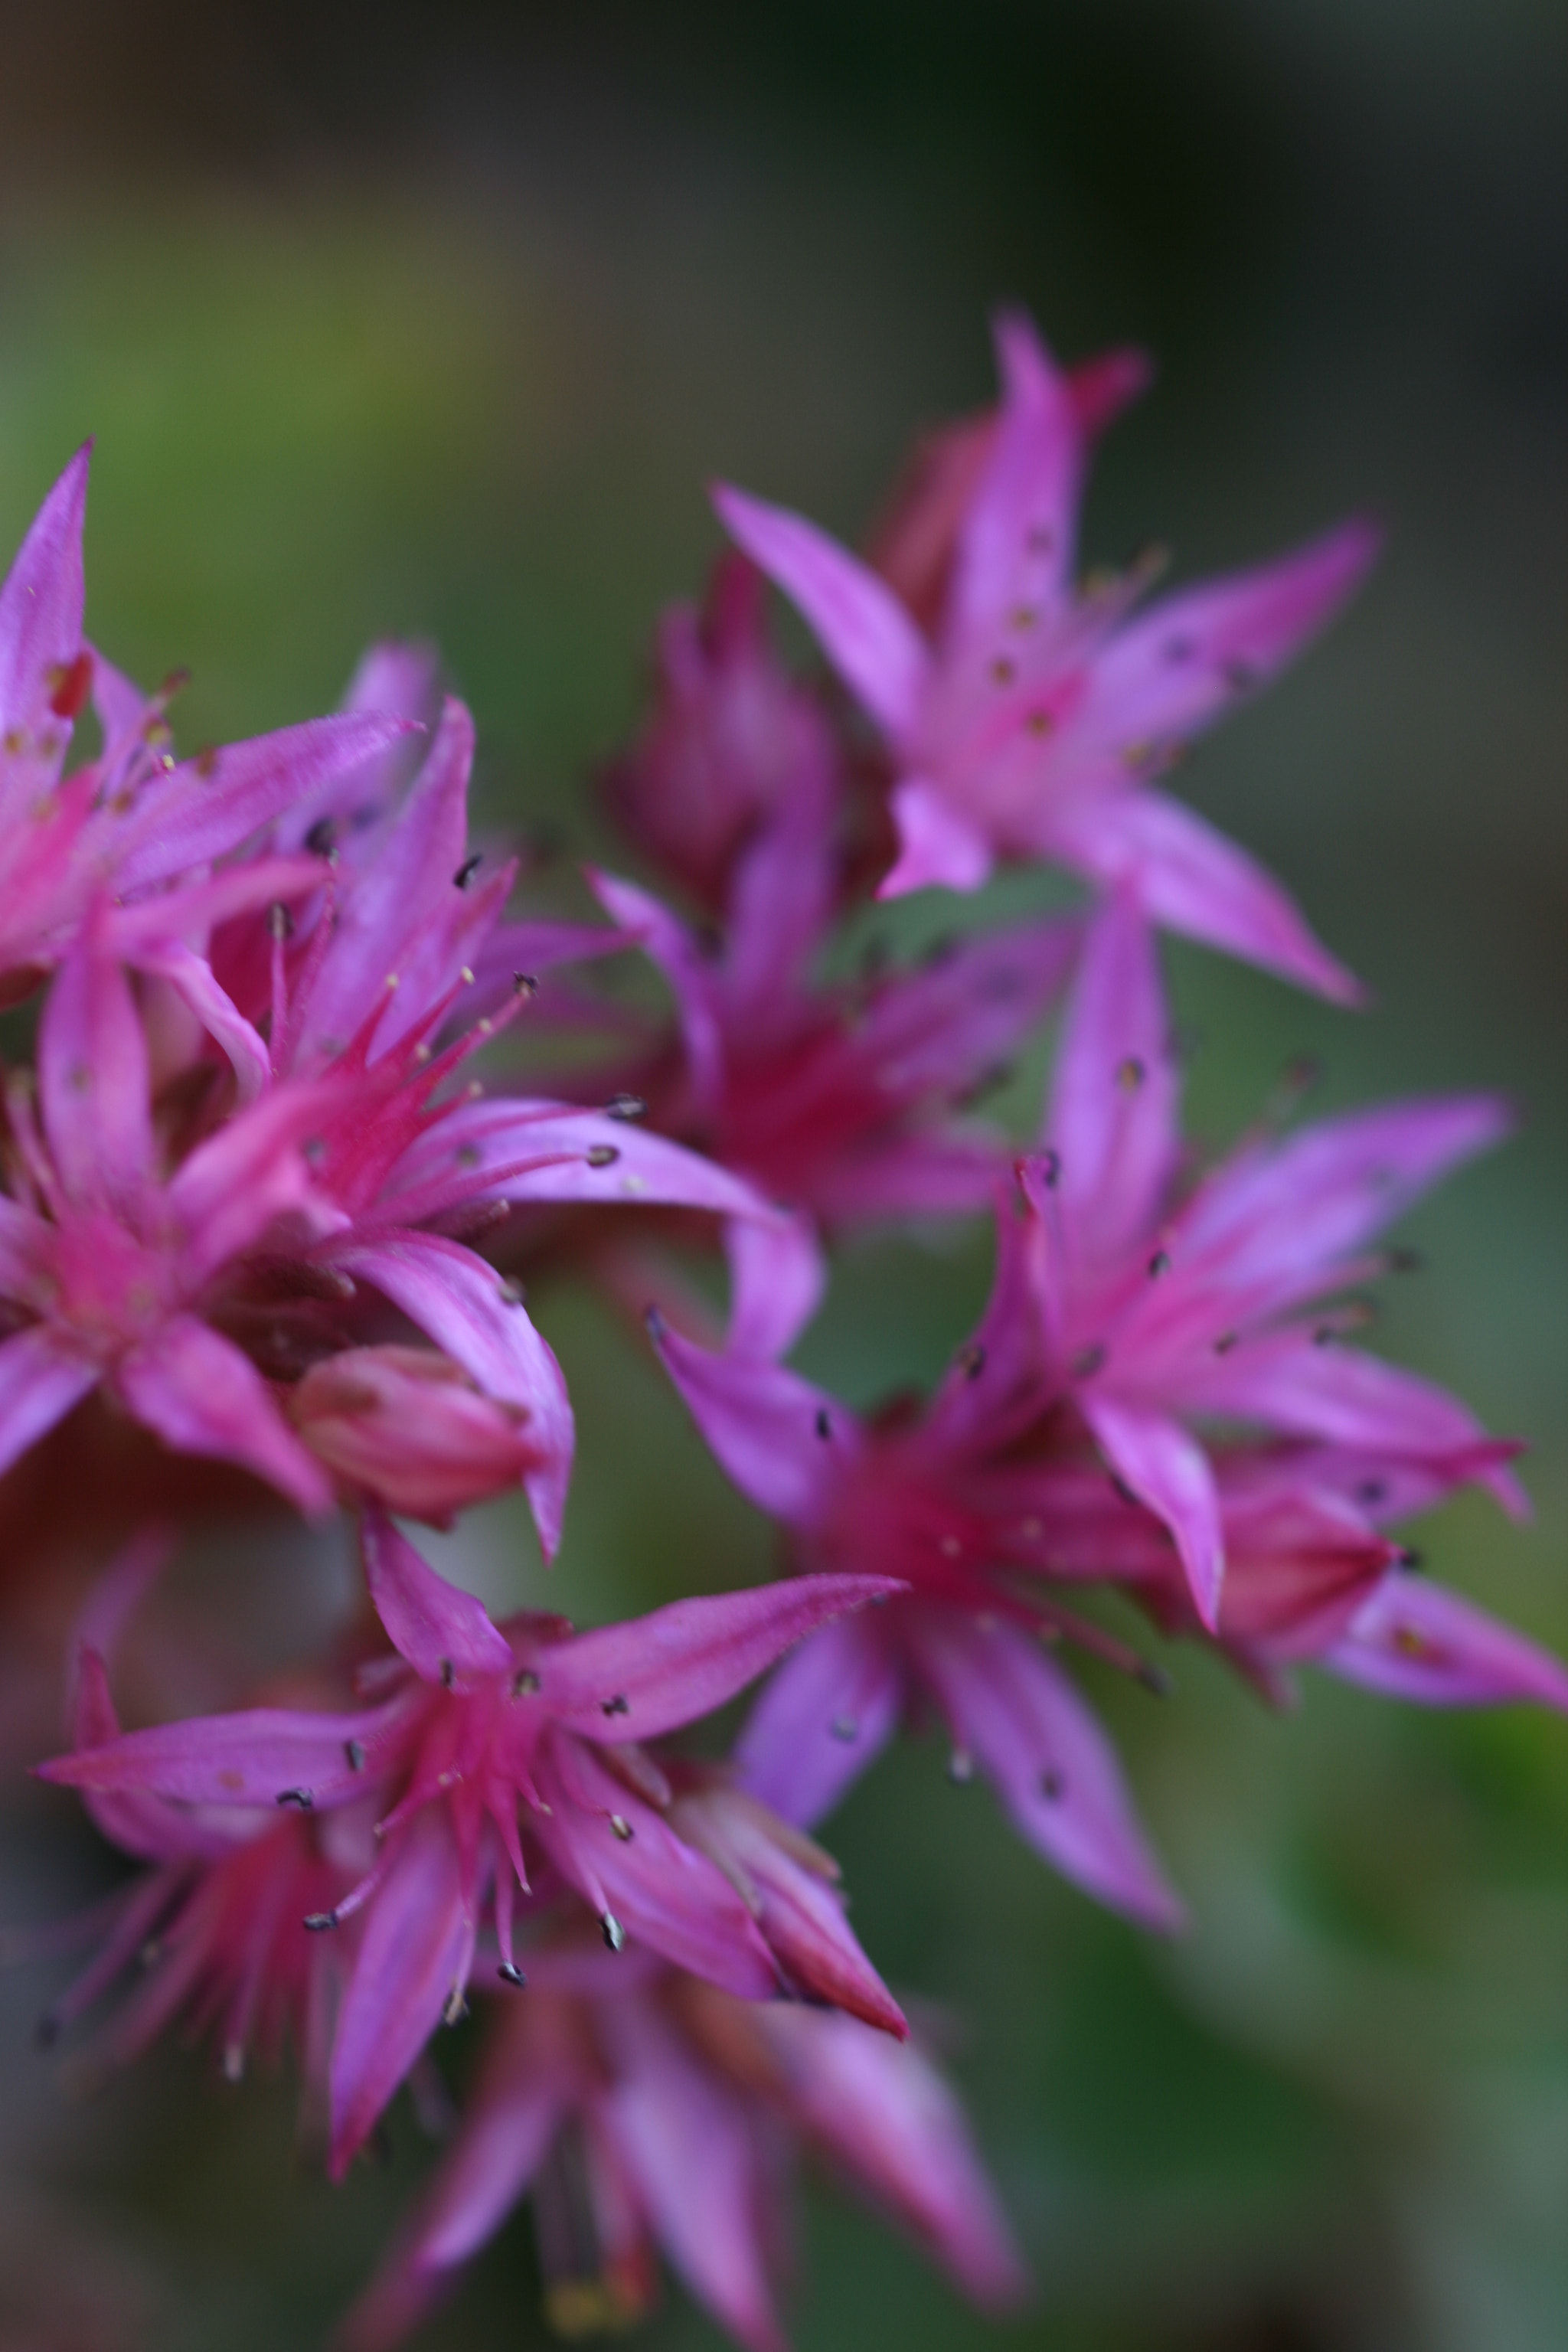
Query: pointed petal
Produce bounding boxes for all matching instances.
[388,1096,775,1225]
[1044,893,1180,1269]
[736,1614,903,1829]
[714,482,929,739]
[326,1230,574,1556]
[131,937,270,1102]
[761,2005,1031,2309]
[724,1210,827,1360]
[0,446,88,742]
[38,917,154,1217]
[167,1080,344,1287]
[878,777,995,898]
[37,1699,385,1809]
[331,1811,472,2176]
[1080,1393,1225,1632]
[651,1318,858,1529]
[1080,518,1380,753]
[361,1509,515,1682]
[109,714,420,892]
[948,310,1082,637]
[1324,1573,1568,1711]
[1047,788,1362,1004]
[116,1315,334,1514]
[604,1999,789,2352]
[852,913,1080,1102]
[588,867,725,1107]
[531,1575,903,1744]
[0,1324,96,1479]
[904,1610,1184,1929]
[1067,345,1155,440]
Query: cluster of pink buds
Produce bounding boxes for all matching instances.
[6,313,1562,2350]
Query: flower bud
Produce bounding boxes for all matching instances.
[288,1346,542,1524]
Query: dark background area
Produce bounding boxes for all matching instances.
[0,5,1563,2348]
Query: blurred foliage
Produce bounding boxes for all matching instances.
[0,4,1563,2348]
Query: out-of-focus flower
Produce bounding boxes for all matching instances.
[714,312,1374,998]
[341,1945,1027,2352]
[39,1513,904,2174]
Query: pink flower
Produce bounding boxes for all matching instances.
[714,311,1376,999]
[341,1946,1027,2352]
[0,448,412,994]
[1025,892,1526,1626]
[285,1344,547,1524]
[38,1513,905,2174]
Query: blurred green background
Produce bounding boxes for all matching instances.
[0,3,1564,2347]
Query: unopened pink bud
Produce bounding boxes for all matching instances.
[288,1346,542,1524]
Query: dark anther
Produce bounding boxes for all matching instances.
[303,1910,339,1933]
[1039,1769,1067,1802]
[604,1093,647,1122]
[1037,1149,1060,1188]
[1148,1249,1170,1277]
[1070,1344,1106,1381]
[585,1145,619,1168]
[956,1342,987,1380]
[1388,1247,1426,1274]
[830,1716,858,1743]
[600,1694,630,1718]
[512,971,540,997]
[439,1659,456,1689]
[1357,1480,1387,1507]
[1137,1663,1175,1699]
[453,852,483,889]
[815,1408,832,1441]
[498,1276,526,1307]
[269,901,294,942]
[345,1739,367,1772]
[1397,1547,1425,1571]
[512,1668,541,1697]
[946,1749,975,1785]
[304,817,338,857]
[601,1913,626,1953]
[643,1304,667,1341]
[609,1815,633,1841]
[497,1962,528,1987]
[1213,1331,1239,1355]
[1223,658,1259,693]
[1312,1325,1338,1348]
[1116,1056,1145,1090]
[1110,1475,1141,1508]
[276,1788,314,1809]
[442,1988,469,2028]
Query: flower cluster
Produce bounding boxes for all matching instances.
[8,315,1563,2351]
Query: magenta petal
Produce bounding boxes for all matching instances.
[714,482,929,740]
[1045,893,1180,1270]
[879,777,995,897]
[603,1998,789,2352]
[762,2005,1031,2310]
[852,913,1080,1100]
[132,938,271,1102]
[905,1610,1184,1930]
[38,919,155,1219]
[0,445,88,746]
[651,1319,858,1529]
[331,1811,472,2177]
[736,1613,903,1830]
[361,1509,514,1683]
[36,1700,386,1809]
[587,867,725,1107]
[116,1315,334,1516]
[1048,789,1362,1004]
[1080,1393,1225,1632]
[537,1576,903,1745]
[109,713,420,892]
[387,1097,776,1224]
[947,309,1081,637]
[326,1230,574,1556]
[0,1324,96,1481]
[1324,1573,1568,1711]
[168,1081,344,1287]
[724,1210,827,1360]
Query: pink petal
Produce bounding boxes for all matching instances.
[387,1096,775,1225]
[736,1613,903,1830]
[1080,518,1381,753]
[131,937,271,1102]
[533,1574,903,1745]
[361,1509,515,1683]
[330,1811,472,2177]
[38,917,154,1218]
[1080,1393,1225,1632]
[0,1324,97,1479]
[651,1319,859,1530]
[851,913,1080,1100]
[1047,788,1362,1003]
[1324,1573,1568,1711]
[109,714,420,893]
[946,309,1082,639]
[116,1315,334,1515]
[326,1230,574,1557]
[1044,893,1181,1271]
[724,1210,827,1360]
[878,777,995,898]
[586,868,724,1107]
[36,1699,387,1809]
[904,1609,1184,1930]
[714,482,929,740]
[603,1998,789,2352]
[0,446,88,747]
[761,2004,1031,2310]
[168,1080,345,1287]
[1067,345,1155,441]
